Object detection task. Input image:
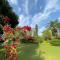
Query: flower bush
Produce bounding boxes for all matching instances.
[3,25,19,60]
[0,15,34,60]
[0,15,19,60]
[3,16,11,23]
[16,26,35,43]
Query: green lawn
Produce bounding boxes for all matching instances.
[17,41,60,60]
[39,41,60,60]
[18,43,42,60]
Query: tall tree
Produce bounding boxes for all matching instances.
[0,0,19,28]
[35,24,38,36]
[49,20,60,37]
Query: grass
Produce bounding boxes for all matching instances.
[18,43,43,60]
[39,41,60,60]
[1,40,60,60]
[49,39,60,46]
[13,40,60,60]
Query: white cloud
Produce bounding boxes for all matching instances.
[23,0,29,15]
[30,12,50,27]
[58,17,60,20]
[29,0,60,35]
[30,0,60,27]
[58,17,60,22]
[18,0,60,35]
[35,0,38,5]
[18,15,30,26]
[18,0,30,27]
[45,0,58,12]
[38,27,46,35]
[8,0,18,5]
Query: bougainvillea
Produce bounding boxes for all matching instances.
[22,26,31,31]
[15,26,31,32]
[0,15,11,26]
[0,37,3,41]
[15,27,22,31]
[3,25,14,42]
[3,25,19,60]
[4,45,18,60]
[3,25,13,32]
[0,36,4,43]
[3,16,11,23]
[0,15,32,59]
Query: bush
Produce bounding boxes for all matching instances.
[21,36,35,43]
[35,36,43,43]
[49,39,60,46]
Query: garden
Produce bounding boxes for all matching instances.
[0,0,60,60]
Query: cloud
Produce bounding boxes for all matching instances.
[30,12,50,27]
[22,0,29,15]
[18,0,60,35]
[35,0,38,5]
[38,26,46,35]
[29,0,60,35]
[18,0,60,25]
[18,15,30,26]
[45,0,58,12]
[58,17,60,22]
[30,0,60,27]
[8,0,18,5]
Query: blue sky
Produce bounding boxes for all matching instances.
[8,0,60,35]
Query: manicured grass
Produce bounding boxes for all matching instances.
[18,43,42,60]
[39,41,60,60]
[17,41,60,60]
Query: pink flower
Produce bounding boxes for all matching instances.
[15,27,22,31]
[4,45,8,49]
[3,16,11,22]
[22,26,31,31]
[12,45,16,48]
[3,25,13,32]
[0,37,3,41]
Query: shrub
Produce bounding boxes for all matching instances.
[35,36,43,43]
[21,35,35,43]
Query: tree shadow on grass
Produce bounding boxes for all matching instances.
[18,43,44,60]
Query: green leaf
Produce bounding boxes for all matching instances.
[8,40,12,45]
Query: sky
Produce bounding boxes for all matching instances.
[8,0,60,35]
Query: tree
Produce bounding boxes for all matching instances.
[49,20,60,37]
[35,24,38,36]
[43,28,52,40]
[0,0,19,28]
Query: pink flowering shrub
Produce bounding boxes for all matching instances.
[0,15,34,60]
